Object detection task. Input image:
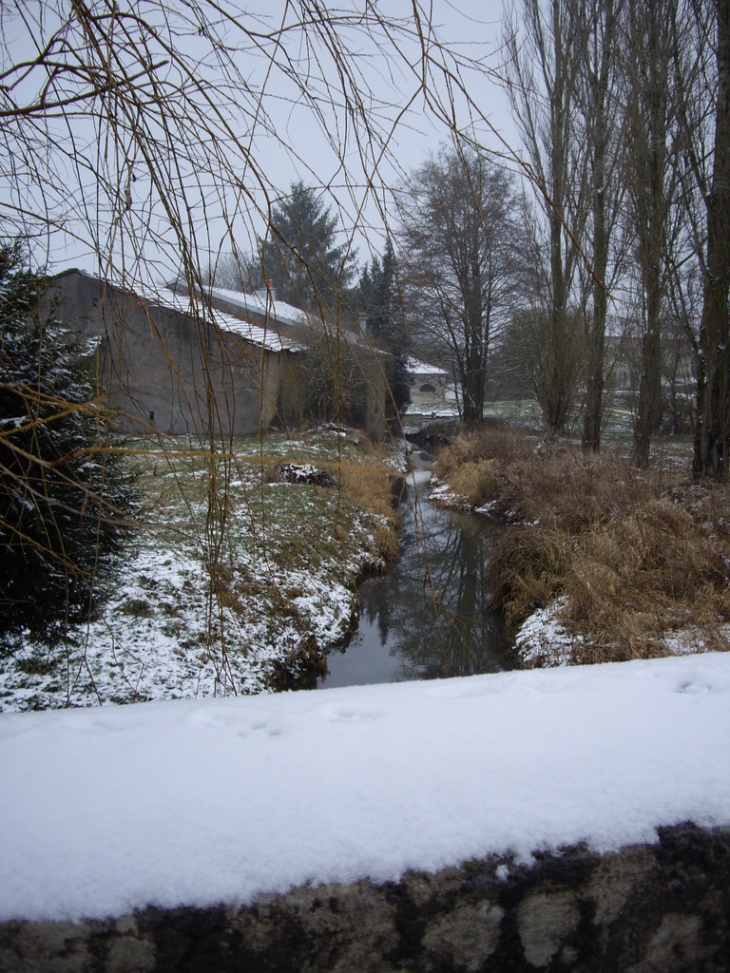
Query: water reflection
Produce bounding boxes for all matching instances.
[319,469,515,688]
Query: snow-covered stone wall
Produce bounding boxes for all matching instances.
[1,823,728,972]
[2,654,729,970]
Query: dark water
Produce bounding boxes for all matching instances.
[319,467,515,689]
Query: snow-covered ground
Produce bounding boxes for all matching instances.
[1,651,728,922]
[0,542,361,710]
[0,432,400,710]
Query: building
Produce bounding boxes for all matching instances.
[52,270,386,439]
[407,358,451,407]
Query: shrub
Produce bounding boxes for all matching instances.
[0,243,138,650]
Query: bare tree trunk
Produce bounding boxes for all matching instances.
[583,147,608,451]
[544,0,571,437]
[625,0,674,468]
[633,297,663,467]
[694,0,730,478]
[463,246,488,423]
[582,0,621,452]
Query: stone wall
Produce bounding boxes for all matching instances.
[1,823,728,972]
[50,270,299,437]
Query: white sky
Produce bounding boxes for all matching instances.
[1,0,520,279]
[236,0,520,260]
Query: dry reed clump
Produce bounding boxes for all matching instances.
[559,493,730,663]
[434,422,536,515]
[447,459,501,508]
[434,421,523,478]
[337,462,402,565]
[501,442,650,532]
[445,425,730,665]
[372,521,401,563]
[434,425,649,529]
[486,525,575,628]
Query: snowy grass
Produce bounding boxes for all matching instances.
[0,428,403,711]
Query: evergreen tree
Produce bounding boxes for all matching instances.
[260,181,355,311]
[0,244,137,651]
[359,238,411,419]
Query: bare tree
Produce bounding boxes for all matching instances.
[503,0,588,436]
[622,0,681,467]
[397,146,522,423]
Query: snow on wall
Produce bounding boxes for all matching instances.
[0,652,729,925]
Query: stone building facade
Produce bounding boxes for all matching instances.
[52,270,386,440]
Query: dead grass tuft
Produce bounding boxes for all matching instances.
[435,421,522,479]
[337,461,402,565]
[448,459,501,508]
[443,426,730,665]
[487,526,575,628]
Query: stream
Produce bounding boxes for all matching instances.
[318,454,516,689]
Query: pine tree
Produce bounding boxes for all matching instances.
[359,238,411,419]
[260,182,355,311]
[0,244,137,651]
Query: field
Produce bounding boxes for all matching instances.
[0,427,403,711]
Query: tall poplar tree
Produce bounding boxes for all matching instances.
[503,0,586,436]
[623,0,680,467]
[693,0,730,477]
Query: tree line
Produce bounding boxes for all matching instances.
[1,0,727,655]
[502,0,729,476]
[215,0,728,477]
[394,0,727,476]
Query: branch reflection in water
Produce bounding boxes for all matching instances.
[319,464,516,688]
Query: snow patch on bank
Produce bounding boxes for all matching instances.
[515,598,577,666]
[515,600,730,667]
[0,652,728,922]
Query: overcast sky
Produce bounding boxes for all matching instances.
[248,0,519,244]
[208,0,521,273]
[1,0,520,279]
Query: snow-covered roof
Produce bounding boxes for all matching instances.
[133,282,303,353]
[206,285,306,329]
[408,357,448,376]
[55,270,303,353]
[0,651,728,921]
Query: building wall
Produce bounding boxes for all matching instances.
[409,370,448,407]
[52,272,298,438]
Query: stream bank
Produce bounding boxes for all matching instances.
[319,447,515,689]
